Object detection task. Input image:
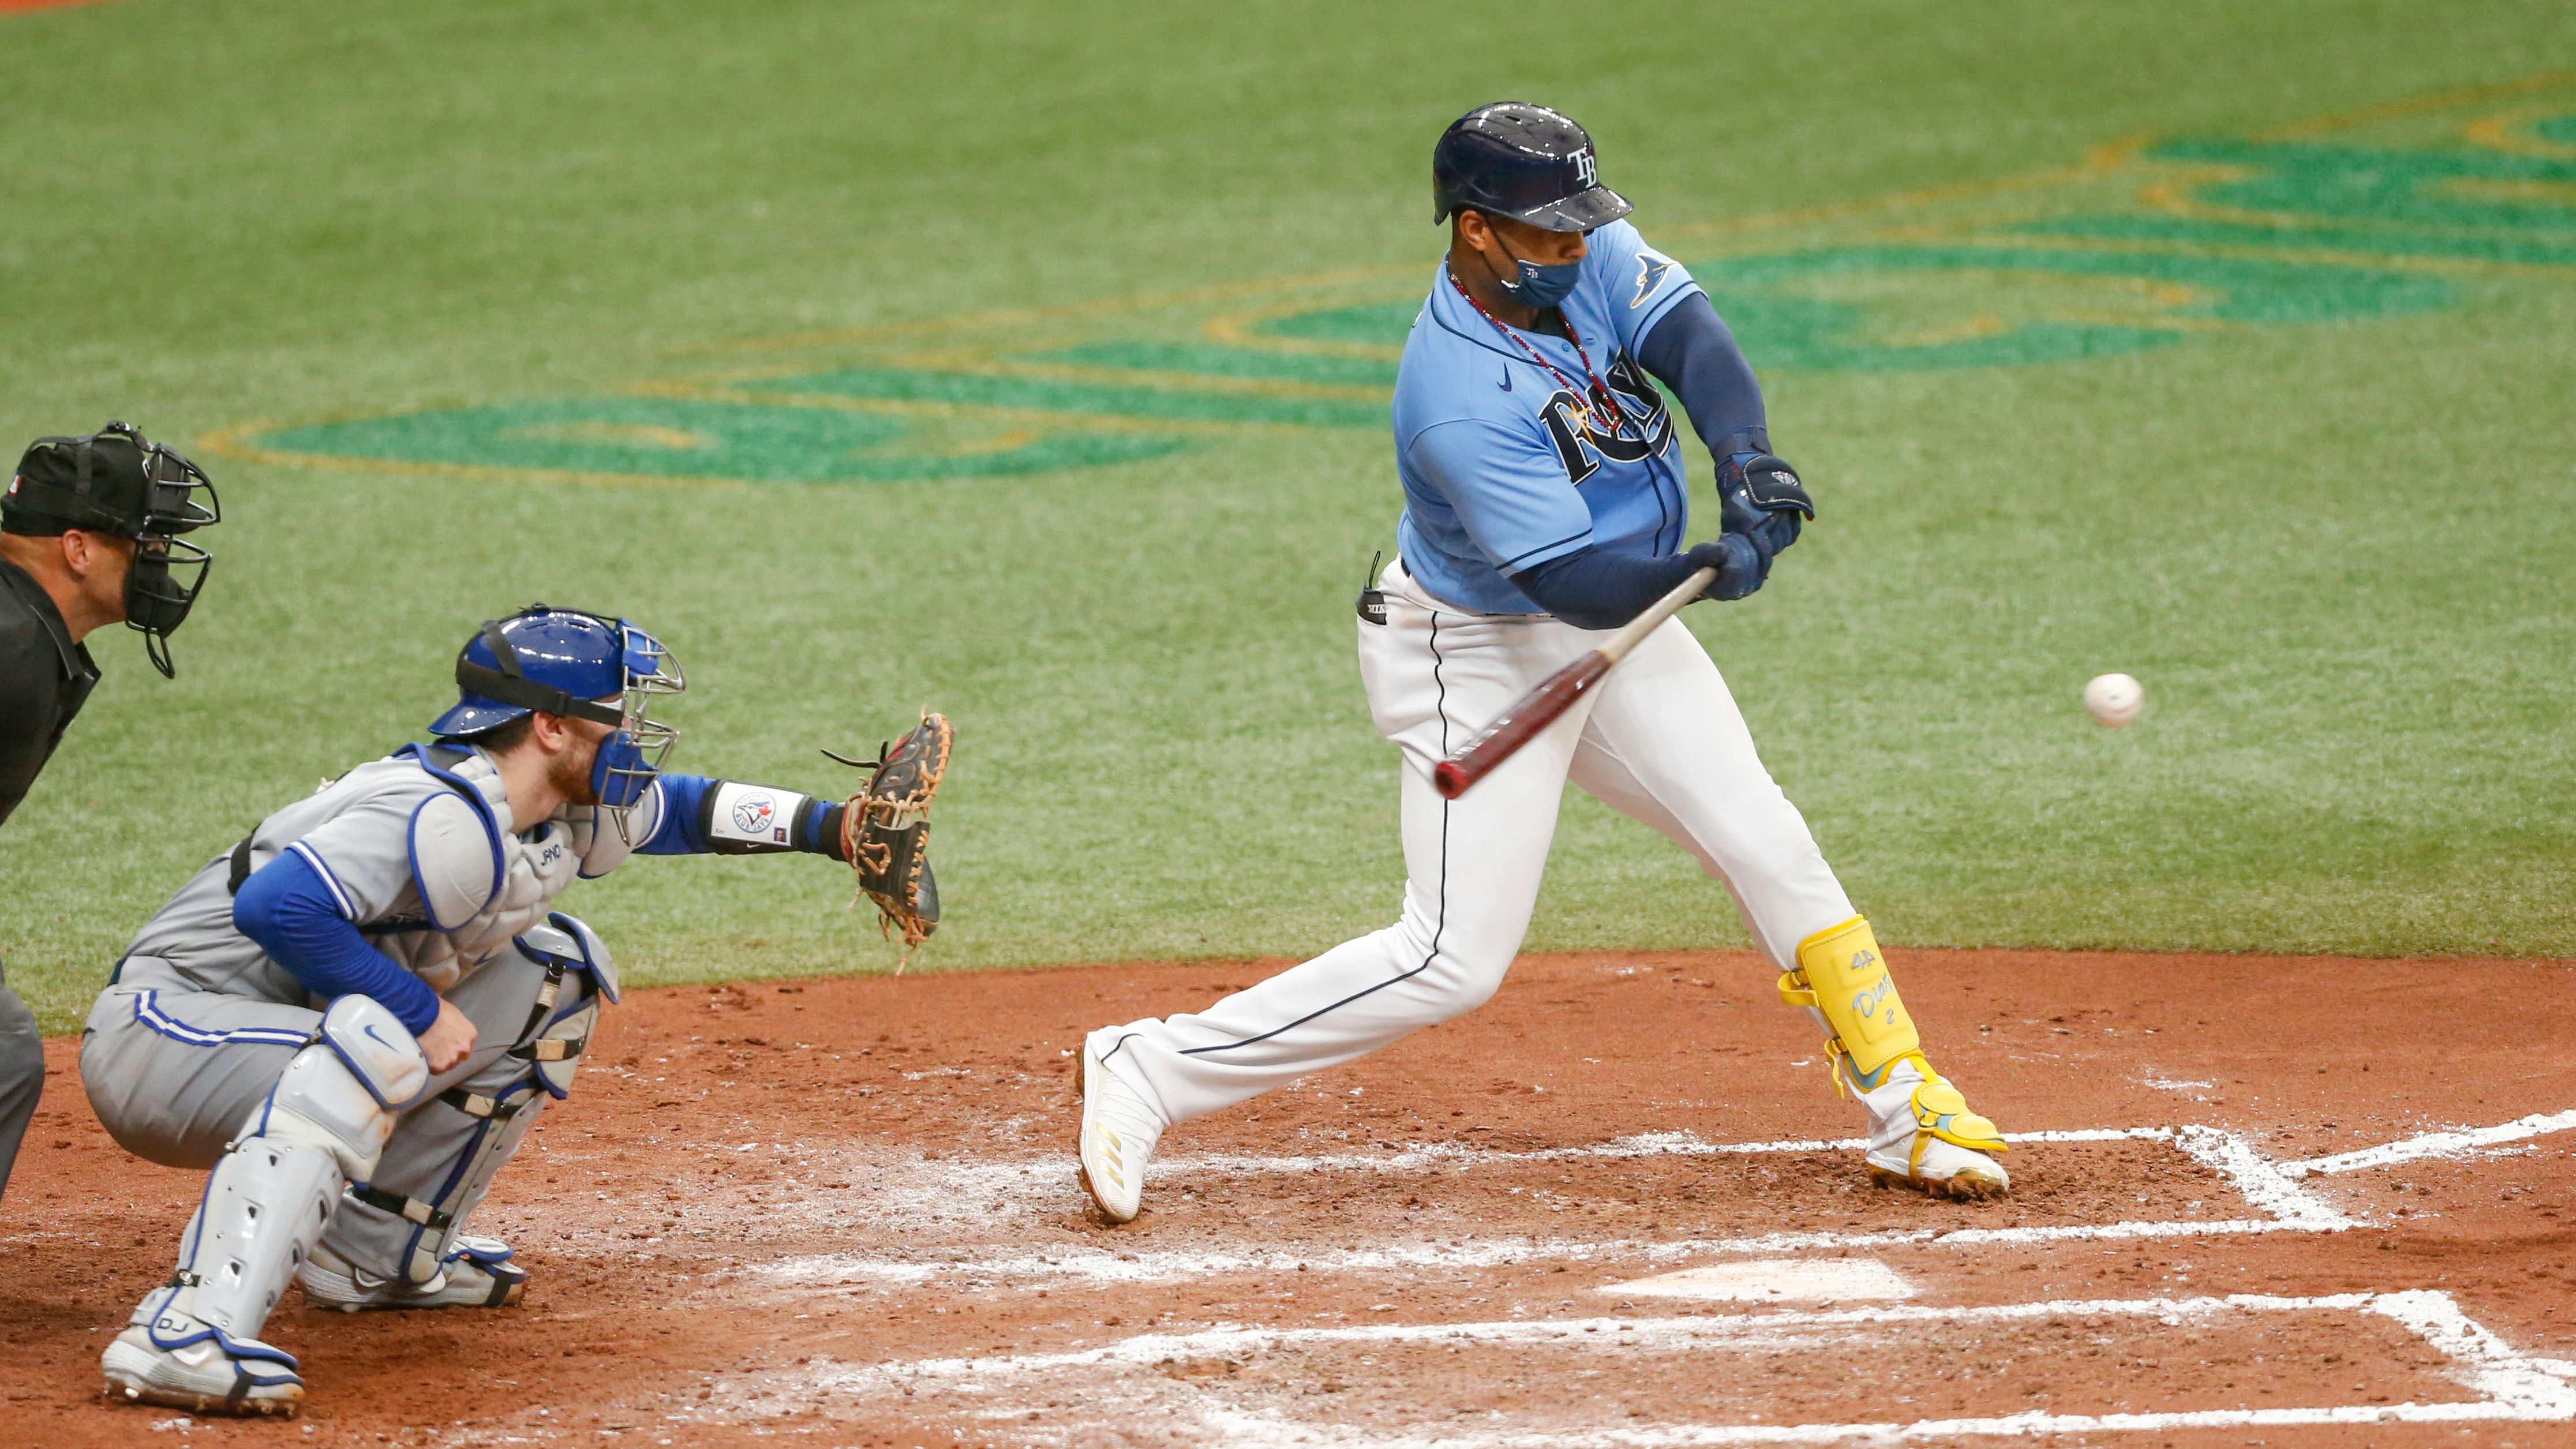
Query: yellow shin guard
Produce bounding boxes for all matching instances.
[1777,916,2005,1156]
[1777,916,1918,1091]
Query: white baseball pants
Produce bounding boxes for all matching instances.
[1102,562,1856,1125]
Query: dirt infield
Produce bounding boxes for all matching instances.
[5,948,2573,1447]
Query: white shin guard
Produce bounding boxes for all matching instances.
[136,1136,340,1354]
[137,998,424,1354]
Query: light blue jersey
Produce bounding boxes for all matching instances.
[1391,219,1704,615]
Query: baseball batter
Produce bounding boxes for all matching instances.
[1077,103,2008,1223]
[83,605,948,1416]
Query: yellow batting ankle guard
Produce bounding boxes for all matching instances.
[1776,916,1920,1095]
[1908,1069,2006,1156]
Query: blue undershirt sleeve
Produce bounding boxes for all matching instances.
[1590,221,1702,357]
[1510,542,1710,631]
[637,773,713,855]
[1637,292,1771,459]
[233,851,442,1036]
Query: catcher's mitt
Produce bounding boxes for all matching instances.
[831,712,952,965]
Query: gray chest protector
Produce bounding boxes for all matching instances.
[397,747,606,992]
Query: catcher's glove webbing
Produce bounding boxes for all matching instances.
[833,712,952,964]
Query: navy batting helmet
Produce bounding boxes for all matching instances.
[1432,102,1632,233]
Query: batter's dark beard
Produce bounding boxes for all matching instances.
[551,740,601,808]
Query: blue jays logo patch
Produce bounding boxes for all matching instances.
[731,795,776,835]
[1632,252,1675,309]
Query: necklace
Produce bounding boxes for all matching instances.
[1447,265,1635,441]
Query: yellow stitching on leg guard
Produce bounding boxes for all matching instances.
[1910,1069,2006,1154]
[1785,916,1920,1083]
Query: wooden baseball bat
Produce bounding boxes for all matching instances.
[1431,566,1718,799]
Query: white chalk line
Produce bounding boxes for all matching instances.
[841,1290,2576,1444]
[761,1212,2341,1290]
[733,1100,2576,1268]
[739,1104,2575,1291]
[858,1291,2361,1379]
[1152,1126,2156,1179]
[2283,1108,2576,1178]
[2169,1124,2353,1227]
[755,1124,2356,1289]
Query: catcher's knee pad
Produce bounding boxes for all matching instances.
[518,985,600,1099]
[1776,915,1920,1095]
[517,912,621,1008]
[251,995,427,1181]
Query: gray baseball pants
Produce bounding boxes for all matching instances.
[81,945,592,1281]
[0,957,43,1209]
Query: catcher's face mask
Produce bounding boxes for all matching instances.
[589,620,683,815]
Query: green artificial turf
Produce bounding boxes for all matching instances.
[2,0,2571,1031]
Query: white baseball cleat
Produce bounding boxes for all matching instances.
[1856,1056,2010,1201]
[298,1237,527,1312]
[101,1320,304,1417]
[1076,1029,1166,1225]
[1870,1135,2011,1200]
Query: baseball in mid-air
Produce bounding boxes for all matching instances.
[2084,672,2145,727]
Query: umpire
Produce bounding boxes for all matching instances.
[0,422,220,1205]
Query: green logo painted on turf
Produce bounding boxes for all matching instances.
[256,398,1188,483]
[220,97,2576,486]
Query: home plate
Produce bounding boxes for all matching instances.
[1602,1257,1915,1302]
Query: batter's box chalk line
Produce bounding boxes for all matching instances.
[752,1108,2576,1289]
[840,1291,2576,1446]
[762,1122,2386,1289]
[2282,1107,2576,1178]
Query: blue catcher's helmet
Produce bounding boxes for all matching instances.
[429,604,684,808]
[1432,102,1632,233]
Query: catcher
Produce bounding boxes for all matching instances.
[80,604,948,1416]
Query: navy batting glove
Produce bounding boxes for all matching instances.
[1686,534,1766,602]
[1717,452,1814,559]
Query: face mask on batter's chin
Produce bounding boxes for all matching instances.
[1488,235,1582,310]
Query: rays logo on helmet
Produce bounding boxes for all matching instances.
[1574,148,1598,187]
[1632,252,1675,309]
[731,794,776,836]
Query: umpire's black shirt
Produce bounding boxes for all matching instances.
[0,559,99,828]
